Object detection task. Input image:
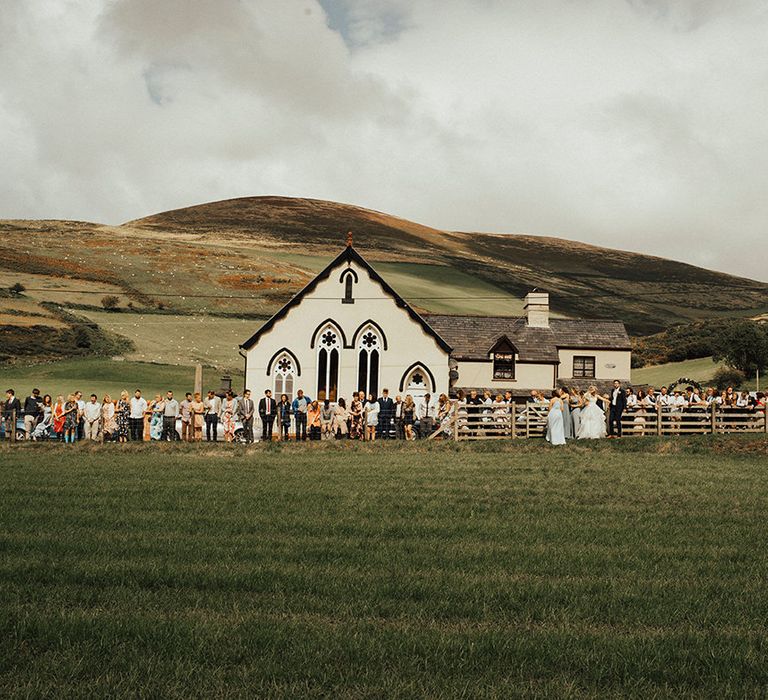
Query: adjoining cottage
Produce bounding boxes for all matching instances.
[239,241,631,402]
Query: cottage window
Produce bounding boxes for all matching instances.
[493,352,515,380]
[573,355,596,379]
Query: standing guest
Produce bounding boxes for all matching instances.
[546,390,566,446]
[52,395,66,441]
[162,391,179,441]
[320,399,334,440]
[466,389,484,436]
[238,389,255,443]
[3,389,21,441]
[179,393,193,442]
[377,389,394,439]
[437,393,453,437]
[393,394,405,440]
[22,388,43,440]
[349,392,364,440]
[221,391,237,443]
[418,393,435,438]
[364,393,379,441]
[101,395,116,442]
[333,397,349,439]
[307,400,322,440]
[258,389,277,442]
[607,380,626,438]
[63,394,79,444]
[115,391,131,443]
[73,391,86,441]
[129,390,147,442]
[492,394,508,435]
[189,392,205,442]
[277,394,292,441]
[626,388,637,410]
[292,389,310,441]
[149,394,164,440]
[204,390,221,441]
[83,394,102,441]
[402,395,416,440]
[31,394,53,441]
[570,389,583,437]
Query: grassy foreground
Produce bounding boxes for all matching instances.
[2,439,768,697]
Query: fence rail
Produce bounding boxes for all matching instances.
[452,402,767,441]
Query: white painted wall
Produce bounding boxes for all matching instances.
[455,359,556,390]
[558,349,631,381]
[244,258,450,401]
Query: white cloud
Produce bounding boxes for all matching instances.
[0,0,766,280]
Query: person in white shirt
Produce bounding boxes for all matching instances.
[204,391,222,441]
[82,394,102,441]
[418,393,436,438]
[670,390,687,433]
[129,390,148,442]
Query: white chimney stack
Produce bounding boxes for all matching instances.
[524,291,549,328]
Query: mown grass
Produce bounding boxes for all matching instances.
[1,439,768,698]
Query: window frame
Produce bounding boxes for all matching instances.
[572,355,596,379]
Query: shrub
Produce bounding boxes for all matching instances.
[9,282,25,294]
[101,295,120,310]
[712,367,745,391]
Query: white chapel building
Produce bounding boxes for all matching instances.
[239,240,631,402]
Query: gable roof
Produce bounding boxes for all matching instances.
[423,315,631,362]
[240,245,452,353]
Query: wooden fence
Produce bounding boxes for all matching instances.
[441,402,768,441]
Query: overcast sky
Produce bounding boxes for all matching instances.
[1,0,767,280]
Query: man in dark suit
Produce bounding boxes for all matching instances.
[258,389,277,442]
[377,389,394,439]
[238,389,255,443]
[608,379,626,437]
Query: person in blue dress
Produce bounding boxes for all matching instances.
[546,390,566,446]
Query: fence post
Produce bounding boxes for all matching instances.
[525,404,530,439]
[656,406,662,436]
[510,402,516,439]
[711,404,717,435]
[10,409,16,443]
[453,401,459,441]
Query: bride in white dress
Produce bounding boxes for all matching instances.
[577,386,607,440]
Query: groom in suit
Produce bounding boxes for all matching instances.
[608,379,626,437]
[258,389,277,442]
[238,389,255,443]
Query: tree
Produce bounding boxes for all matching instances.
[9,282,25,295]
[711,320,768,379]
[101,295,119,310]
[711,367,745,391]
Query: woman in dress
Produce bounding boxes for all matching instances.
[402,395,416,440]
[149,394,164,441]
[32,394,53,440]
[221,391,237,442]
[570,389,583,437]
[320,399,334,440]
[307,400,321,440]
[63,394,79,444]
[190,392,205,442]
[577,386,607,440]
[349,393,364,440]
[546,390,566,446]
[559,387,572,440]
[437,393,453,437]
[101,394,116,442]
[52,395,66,441]
[115,390,130,443]
[278,394,292,441]
[333,397,349,439]
[364,393,379,442]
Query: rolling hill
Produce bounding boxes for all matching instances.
[1,196,767,370]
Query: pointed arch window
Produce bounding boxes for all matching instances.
[357,327,380,398]
[317,325,341,401]
[341,269,356,304]
[273,354,295,402]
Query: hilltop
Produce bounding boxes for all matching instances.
[1,196,766,368]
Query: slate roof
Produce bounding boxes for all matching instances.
[422,315,631,362]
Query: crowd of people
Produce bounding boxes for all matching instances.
[3,381,764,445]
[1,386,455,444]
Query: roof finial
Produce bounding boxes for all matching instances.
[346,231,353,247]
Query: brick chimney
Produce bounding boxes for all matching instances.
[524,291,549,328]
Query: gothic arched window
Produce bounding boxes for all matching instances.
[317,325,341,401]
[341,269,356,304]
[273,354,295,402]
[357,327,380,398]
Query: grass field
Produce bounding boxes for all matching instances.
[2,439,768,697]
[0,358,242,399]
[631,356,759,390]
